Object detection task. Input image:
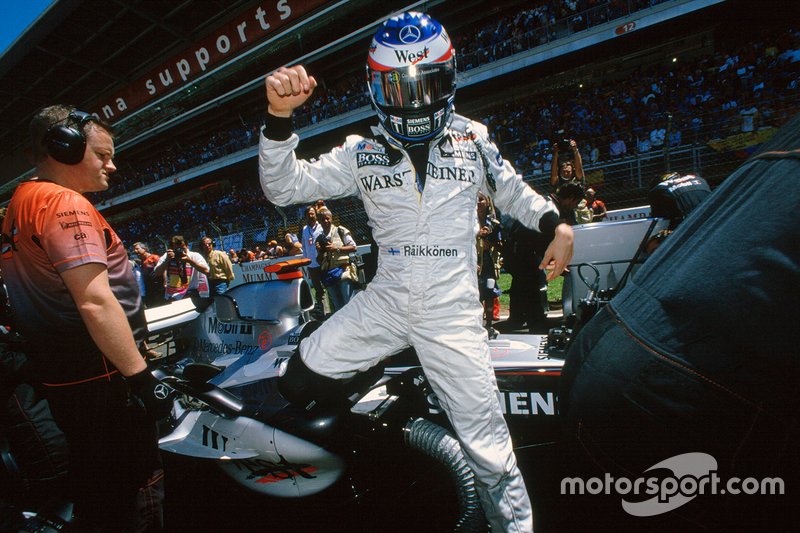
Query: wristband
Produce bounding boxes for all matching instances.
[263,113,293,141]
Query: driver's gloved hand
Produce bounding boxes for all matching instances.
[126,368,175,421]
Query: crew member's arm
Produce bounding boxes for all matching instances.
[61,263,146,377]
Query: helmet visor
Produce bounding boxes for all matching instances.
[369,62,455,109]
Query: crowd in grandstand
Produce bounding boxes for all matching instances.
[492,27,800,175]
[96,2,798,255]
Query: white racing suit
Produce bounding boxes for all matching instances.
[259,114,558,532]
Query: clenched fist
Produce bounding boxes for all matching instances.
[265,65,318,118]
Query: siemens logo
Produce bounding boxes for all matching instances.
[498,391,556,416]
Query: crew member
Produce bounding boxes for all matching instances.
[0,105,172,531]
[648,172,711,229]
[558,115,799,531]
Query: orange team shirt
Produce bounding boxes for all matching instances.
[0,180,146,383]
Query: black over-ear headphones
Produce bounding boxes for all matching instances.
[43,110,97,165]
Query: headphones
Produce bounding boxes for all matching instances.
[43,110,96,165]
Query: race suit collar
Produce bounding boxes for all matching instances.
[372,113,452,150]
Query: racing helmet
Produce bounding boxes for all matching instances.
[366,12,456,142]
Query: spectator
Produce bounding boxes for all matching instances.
[130,258,145,303]
[239,248,256,262]
[668,124,683,146]
[200,237,235,294]
[132,241,165,308]
[550,138,585,190]
[153,235,210,301]
[265,240,284,257]
[650,123,667,148]
[586,141,600,164]
[636,131,652,153]
[608,133,627,159]
[476,193,502,336]
[315,206,358,312]
[501,217,550,334]
[585,188,608,221]
[740,101,759,132]
[301,205,326,318]
[283,231,303,256]
[85,14,799,206]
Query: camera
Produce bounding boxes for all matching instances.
[557,138,572,151]
[315,234,330,248]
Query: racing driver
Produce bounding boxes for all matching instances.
[258,12,573,531]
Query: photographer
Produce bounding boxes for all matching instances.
[315,207,358,313]
[550,137,585,190]
[153,235,210,301]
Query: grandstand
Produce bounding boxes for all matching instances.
[0,0,797,254]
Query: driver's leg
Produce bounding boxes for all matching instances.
[411,312,533,532]
[280,286,407,407]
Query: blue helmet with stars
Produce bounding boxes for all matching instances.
[366,12,456,143]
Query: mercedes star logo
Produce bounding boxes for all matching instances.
[153,383,170,400]
[399,25,422,44]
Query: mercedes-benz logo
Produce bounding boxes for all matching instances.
[399,25,421,44]
[153,383,170,400]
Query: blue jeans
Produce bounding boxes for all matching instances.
[210,279,229,295]
[327,279,356,312]
[556,306,798,531]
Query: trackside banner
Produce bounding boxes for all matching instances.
[92,0,328,122]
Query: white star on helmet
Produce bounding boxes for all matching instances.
[399,25,421,43]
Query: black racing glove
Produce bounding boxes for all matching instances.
[127,368,175,421]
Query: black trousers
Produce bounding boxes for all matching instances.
[44,373,164,532]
